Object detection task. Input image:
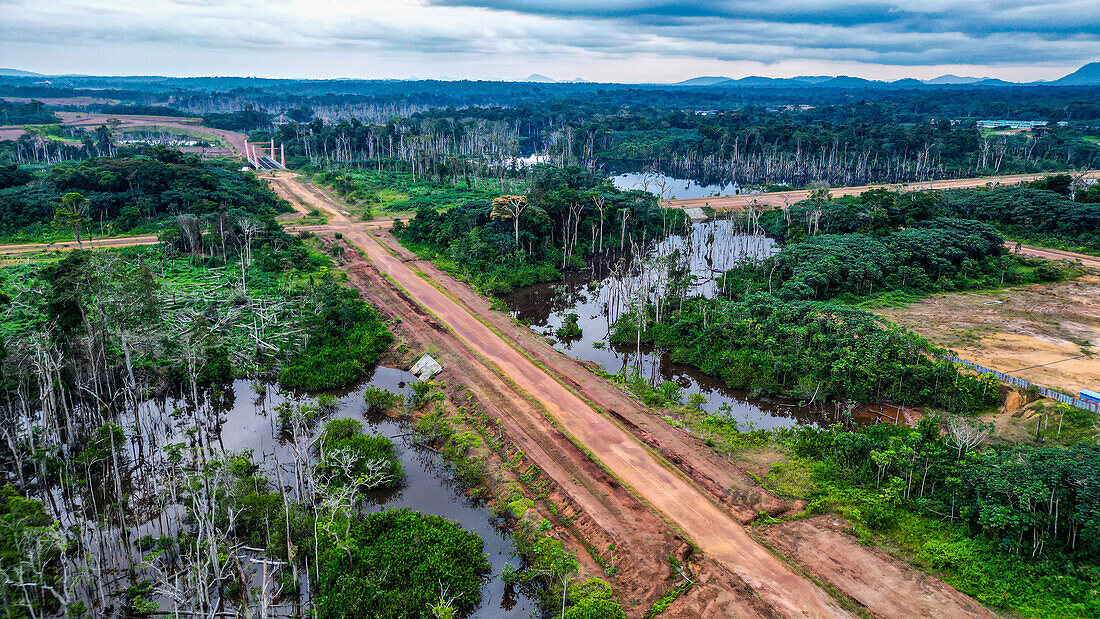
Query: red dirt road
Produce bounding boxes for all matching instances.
[666,170,1100,211]
[762,518,993,619]
[0,235,160,255]
[344,227,850,618]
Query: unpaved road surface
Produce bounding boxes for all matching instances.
[1018,244,1100,270]
[0,235,160,255]
[761,517,993,619]
[347,226,849,617]
[665,170,1100,211]
[264,172,352,223]
[0,112,249,158]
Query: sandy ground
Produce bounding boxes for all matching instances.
[876,274,1100,396]
[665,170,1100,211]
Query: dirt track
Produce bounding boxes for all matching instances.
[0,235,160,255]
[267,175,1000,618]
[1018,244,1100,270]
[761,518,992,619]
[665,170,1100,211]
[345,226,850,617]
[0,112,250,158]
[264,172,352,223]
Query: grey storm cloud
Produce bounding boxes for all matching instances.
[429,0,1100,66]
[1,0,1097,79]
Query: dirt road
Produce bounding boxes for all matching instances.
[0,235,160,255]
[0,112,250,158]
[346,226,849,617]
[1017,244,1100,270]
[264,172,352,223]
[665,170,1100,211]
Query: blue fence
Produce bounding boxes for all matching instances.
[944,355,1100,413]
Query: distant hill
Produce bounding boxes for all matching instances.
[1055,62,1100,85]
[523,73,556,83]
[675,76,734,86]
[925,74,989,84]
[0,68,43,77]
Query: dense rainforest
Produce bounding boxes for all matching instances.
[0,100,58,125]
[254,102,1099,188]
[5,78,1100,188]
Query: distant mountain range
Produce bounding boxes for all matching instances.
[671,62,1100,88]
[520,74,590,83]
[1,62,1098,88]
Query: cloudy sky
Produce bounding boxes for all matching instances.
[1,0,1098,82]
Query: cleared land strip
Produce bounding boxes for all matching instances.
[264,172,352,223]
[0,112,250,158]
[664,170,1100,211]
[342,226,850,618]
[0,235,160,255]
[1017,244,1100,270]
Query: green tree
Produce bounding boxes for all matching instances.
[51,192,89,247]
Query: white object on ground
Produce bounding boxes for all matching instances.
[410,354,443,379]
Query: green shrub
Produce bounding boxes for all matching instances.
[280,285,393,391]
[314,509,490,618]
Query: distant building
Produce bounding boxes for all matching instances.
[976,120,1068,129]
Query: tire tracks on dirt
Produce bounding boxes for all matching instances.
[342,227,850,618]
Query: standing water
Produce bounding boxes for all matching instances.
[43,368,537,617]
[504,219,836,429]
[612,172,742,200]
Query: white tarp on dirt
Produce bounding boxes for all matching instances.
[410,354,443,379]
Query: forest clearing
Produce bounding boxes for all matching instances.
[275,173,1063,617]
[874,272,1100,398]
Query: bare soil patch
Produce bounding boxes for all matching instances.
[875,275,1100,396]
[759,517,993,619]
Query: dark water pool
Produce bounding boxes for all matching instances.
[57,369,537,617]
[504,220,847,430]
